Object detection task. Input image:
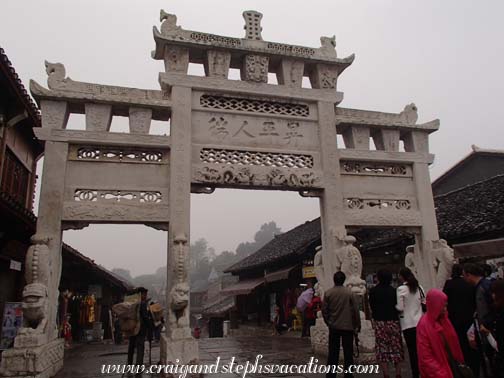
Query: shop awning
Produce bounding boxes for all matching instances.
[454,238,504,259]
[264,265,297,283]
[221,277,264,296]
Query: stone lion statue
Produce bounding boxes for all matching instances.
[18,283,48,335]
[168,282,190,329]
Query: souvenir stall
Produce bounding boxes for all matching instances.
[58,244,132,343]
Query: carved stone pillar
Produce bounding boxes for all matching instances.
[413,162,439,290]
[161,85,198,368]
[0,102,68,377]
[317,101,346,281]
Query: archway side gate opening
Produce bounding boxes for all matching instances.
[0,10,441,378]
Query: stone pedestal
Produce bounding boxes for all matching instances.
[0,338,64,378]
[160,334,199,378]
[310,312,375,358]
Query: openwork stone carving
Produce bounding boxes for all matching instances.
[242,55,269,83]
[345,198,412,210]
[74,189,162,203]
[75,146,164,163]
[190,32,241,47]
[200,94,309,117]
[341,161,409,176]
[193,165,320,188]
[243,10,263,40]
[200,148,314,168]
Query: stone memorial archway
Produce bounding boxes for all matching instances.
[0,10,442,378]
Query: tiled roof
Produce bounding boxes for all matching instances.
[435,174,504,240]
[227,174,504,273]
[0,47,41,127]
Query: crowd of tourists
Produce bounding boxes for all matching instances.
[315,263,504,378]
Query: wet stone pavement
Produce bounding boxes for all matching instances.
[55,336,412,378]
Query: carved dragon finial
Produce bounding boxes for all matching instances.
[45,61,67,89]
[400,103,418,125]
[320,35,337,58]
[160,10,181,35]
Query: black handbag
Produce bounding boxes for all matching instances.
[419,287,427,313]
[441,335,475,378]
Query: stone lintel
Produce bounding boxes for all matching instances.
[152,27,354,69]
[339,149,435,165]
[159,73,343,103]
[30,80,171,121]
[34,128,171,149]
[336,106,439,133]
[62,202,170,223]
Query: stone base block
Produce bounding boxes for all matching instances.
[160,334,199,378]
[0,338,64,378]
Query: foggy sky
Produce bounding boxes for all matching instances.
[2,1,503,276]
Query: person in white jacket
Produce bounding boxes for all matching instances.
[396,268,424,378]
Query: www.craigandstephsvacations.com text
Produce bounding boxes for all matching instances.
[101,355,380,377]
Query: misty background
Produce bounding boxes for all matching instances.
[1,1,503,281]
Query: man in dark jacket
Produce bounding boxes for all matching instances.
[127,287,153,371]
[444,264,477,374]
[322,271,361,378]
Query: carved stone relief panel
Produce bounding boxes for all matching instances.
[40,100,69,130]
[241,55,269,83]
[192,164,322,189]
[163,45,189,73]
[309,64,339,89]
[192,111,319,150]
[204,50,231,78]
[243,11,263,40]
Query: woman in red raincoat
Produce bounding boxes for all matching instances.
[416,288,465,378]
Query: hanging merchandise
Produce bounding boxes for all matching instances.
[0,302,23,350]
